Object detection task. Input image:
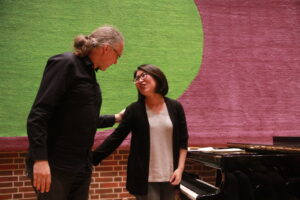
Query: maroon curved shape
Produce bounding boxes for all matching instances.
[179,0,300,146]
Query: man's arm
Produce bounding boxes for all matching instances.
[98,109,125,128]
[27,55,73,192]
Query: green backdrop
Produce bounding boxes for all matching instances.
[0,0,203,136]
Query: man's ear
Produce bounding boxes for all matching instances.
[93,45,105,56]
[101,44,110,53]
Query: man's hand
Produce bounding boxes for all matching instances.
[33,160,51,193]
[115,108,125,123]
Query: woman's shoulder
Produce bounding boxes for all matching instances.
[126,100,144,110]
[165,97,182,107]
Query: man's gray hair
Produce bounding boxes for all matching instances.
[73,25,124,57]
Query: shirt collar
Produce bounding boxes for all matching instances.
[82,56,98,72]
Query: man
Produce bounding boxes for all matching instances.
[26,25,124,200]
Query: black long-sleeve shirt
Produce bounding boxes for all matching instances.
[27,52,115,172]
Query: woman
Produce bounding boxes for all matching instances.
[93,64,189,200]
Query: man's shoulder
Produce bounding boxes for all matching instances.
[45,52,81,71]
[48,52,76,62]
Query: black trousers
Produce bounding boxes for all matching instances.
[33,168,92,200]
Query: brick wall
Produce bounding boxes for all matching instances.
[0,148,216,200]
[0,152,34,200]
[89,148,135,200]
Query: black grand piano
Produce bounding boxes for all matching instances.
[180,137,300,200]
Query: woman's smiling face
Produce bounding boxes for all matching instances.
[134,70,157,97]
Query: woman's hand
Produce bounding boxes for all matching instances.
[170,148,187,185]
[169,168,184,185]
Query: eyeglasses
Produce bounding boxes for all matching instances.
[110,45,121,59]
[133,72,148,83]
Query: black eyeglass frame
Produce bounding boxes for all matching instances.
[133,72,148,83]
[110,45,121,59]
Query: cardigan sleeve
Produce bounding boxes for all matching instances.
[92,105,133,165]
[177,101,189,149]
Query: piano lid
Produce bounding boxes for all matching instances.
[227,136,300,153]
[227,143,300,153]
[273,136,300,147]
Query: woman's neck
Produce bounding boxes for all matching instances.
[145,94,165,113]
[145,93,164,104]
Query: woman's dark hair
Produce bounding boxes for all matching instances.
[134,64,169,101]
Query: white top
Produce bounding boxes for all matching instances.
[146,103,174,182]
